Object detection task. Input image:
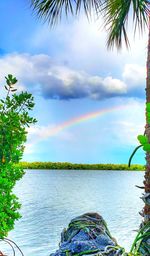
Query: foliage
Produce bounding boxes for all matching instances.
[16,161,144,171]
[31,0,102,26]
[0,75,36,239]
[31,1,149,49]
[130,222,150,256]
[128,102,150,166]
[137,103,150,152]
[103,0,149,49]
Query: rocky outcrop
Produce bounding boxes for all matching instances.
[50,212,150,256]
[50,213,125,256]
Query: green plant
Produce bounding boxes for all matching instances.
[128,102,150,166]
[0,74,37,238]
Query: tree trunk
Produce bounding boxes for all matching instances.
[144,17,150,223]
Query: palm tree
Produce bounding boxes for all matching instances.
[31,0,150,224]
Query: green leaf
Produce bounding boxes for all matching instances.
[12,78,17,84]
[8,74,13,81]
[137,135,148,145]
[143,144,150,152]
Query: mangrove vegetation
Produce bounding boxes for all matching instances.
[17,161,144,171]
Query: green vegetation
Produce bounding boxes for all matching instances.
[128,103,150,167]
[0,75,36,239]
[135,103,150,153]
[17,161,144,171]
[128,102,150,167]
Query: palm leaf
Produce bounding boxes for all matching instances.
[31,0,74,26]
[31,0,150,49]
[31,0,102,26]
[103,0,149,49]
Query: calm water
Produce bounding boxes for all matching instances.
[1,170,144,255]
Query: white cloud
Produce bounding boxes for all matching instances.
[0,53,146,101]
[110,98,145,146]
[29,14,148,76]
[123,64,146,87]
[103,77,127,94]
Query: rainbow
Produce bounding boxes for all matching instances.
[45,105,124,137]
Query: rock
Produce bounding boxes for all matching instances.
[50,213,125,256]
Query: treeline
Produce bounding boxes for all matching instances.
[16,162,145,171]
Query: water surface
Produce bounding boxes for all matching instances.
[1,170,144,255]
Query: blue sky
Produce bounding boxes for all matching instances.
[0,0,148,164]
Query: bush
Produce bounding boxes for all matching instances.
[0,75,36,238]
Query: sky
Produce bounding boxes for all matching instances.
[0,0,148,164]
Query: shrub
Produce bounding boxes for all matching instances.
[0,75,37,238]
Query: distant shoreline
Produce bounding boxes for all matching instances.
[16,162,145,171]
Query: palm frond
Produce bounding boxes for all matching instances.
[31,0,74,26]
[103,0,149,49]
[31,0,102,26]
[76,0,102,18]
[132,0,149,33]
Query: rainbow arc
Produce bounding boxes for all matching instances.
[46,105,124,137]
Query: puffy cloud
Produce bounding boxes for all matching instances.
[41,66,127,100]
[0,53,146,100]
[30,15,147,74]
[111,98,145,146]
[123,64,146,87]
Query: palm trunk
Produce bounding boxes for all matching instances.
[144,17,150,223]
